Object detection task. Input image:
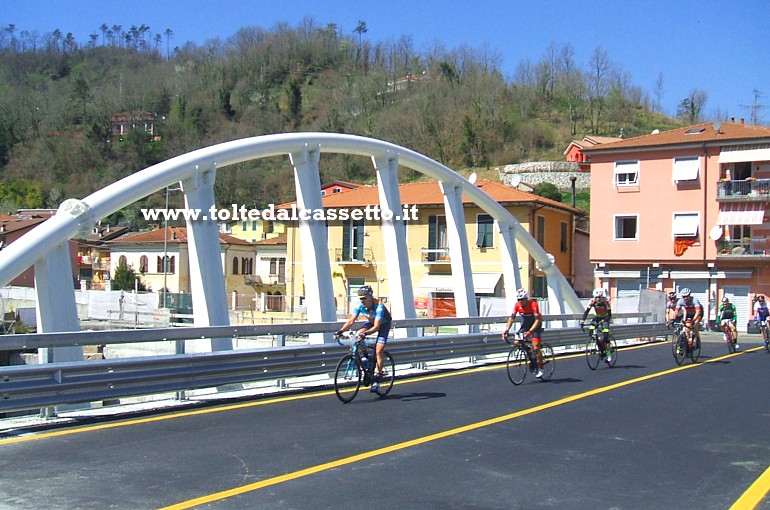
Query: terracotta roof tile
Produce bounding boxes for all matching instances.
[254,232,287,245]
[278,179,579,213]
[108,227,253,246]
[583,121,770,153]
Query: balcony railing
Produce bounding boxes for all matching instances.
[717,237,770,257]
[717,178,770,201]
[333,247,374,265]
[421,247,450,263]
[245,274,285,286]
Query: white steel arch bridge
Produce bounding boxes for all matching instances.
[0,133,582,361]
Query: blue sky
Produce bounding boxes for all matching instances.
[3,0,769,124]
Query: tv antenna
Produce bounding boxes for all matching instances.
[739,89,765,125]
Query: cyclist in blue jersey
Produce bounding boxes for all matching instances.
[335,285,392,379]
[673,288,703,348]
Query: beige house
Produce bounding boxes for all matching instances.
[279,179,581,317]
[107,227,256,301]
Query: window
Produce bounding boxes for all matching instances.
[427,215,449,261]
[673,156,700,183]
[139,255,148,273]
[536,216,545,247]
[476,214,494,248]
[118,255,128,268]
[614,161,639,186]
[672,212,700,238]
[157,255,175,274]
[342,218,365,261]
[614,215,638,240]
[560,222,568,253]
[232,256,239,275]
[533,276,547,298]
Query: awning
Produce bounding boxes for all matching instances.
[719,144,770,164]
[471,273,502,294]
[416,273,502,294]
[717,203,765,225]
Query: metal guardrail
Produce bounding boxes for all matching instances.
[0,315,667,414]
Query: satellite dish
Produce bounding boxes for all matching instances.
[468,172,477,184]
[510,174,521,188]
[709,225,723,241]
[712,121,722,133]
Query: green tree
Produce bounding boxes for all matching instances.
[111,264,147,291]
[532,182,563,202]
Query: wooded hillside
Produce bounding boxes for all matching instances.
[0,19,684,226]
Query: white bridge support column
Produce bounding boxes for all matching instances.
[290,145,337,344]
[35,243,83,361]
[498,223,522,314]
[373,152,417,338]
[183,165,232,352]
[440,181,477,332]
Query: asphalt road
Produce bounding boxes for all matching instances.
[0,334,768,510]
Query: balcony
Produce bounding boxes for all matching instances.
[333,248,374,266]
[717,237,770,258]
[245,274,285,286]
[717,178,770,201]
[421,247,450,264]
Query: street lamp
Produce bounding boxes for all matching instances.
[162,185,183,309]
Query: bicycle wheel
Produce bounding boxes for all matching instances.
[689,337,701,363]
[334,354,361,403]
[539,343,555,381]
[585,337,600,370]
[724,330,735,354]
[506,346,529,385]
[605,335,618,368]
[673,334,687,366]
[374,351,395,397]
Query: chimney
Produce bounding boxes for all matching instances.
[731,117,735,123]
[741,118,745,125]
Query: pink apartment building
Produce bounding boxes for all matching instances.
[582,119,770,331]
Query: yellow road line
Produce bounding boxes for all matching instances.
[730,464,770,510]
[0,342,654,445]
[162,346,759,510]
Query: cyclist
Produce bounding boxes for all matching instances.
[581,288,613,362]
[666,291,683,326]
[334,285,392,387]
[717,296,739,350]
[673,288,703,348]
[502,288,545,378]
[753,294,769,342]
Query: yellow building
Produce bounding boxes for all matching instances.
[281,179,580,317]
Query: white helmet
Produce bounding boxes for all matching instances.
[593,288,605,299]
[516,288,529,300]
[680,288,692,297]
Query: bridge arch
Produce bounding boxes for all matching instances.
[0,133,582,355]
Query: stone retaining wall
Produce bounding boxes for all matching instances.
[498,161,590,190]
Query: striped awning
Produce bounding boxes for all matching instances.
[717,202,765,225]
[719,144,770,164]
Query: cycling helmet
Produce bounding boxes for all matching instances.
[515,288,529,300]
[592,288,605,299]
[357,285,373,297]
[722,296,729,303]
[667,291,677,299]
[680,288,692,297]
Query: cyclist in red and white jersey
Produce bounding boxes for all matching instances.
[502,288,545,378]
[673,288,703,347]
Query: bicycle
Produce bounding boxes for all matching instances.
[582,320,617,370]
[719,318,738,354]
[673,319,701,366]
[333,331,395,403]
[756,320,770,353]
[667,320,684,356]
[504,331,555,385]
